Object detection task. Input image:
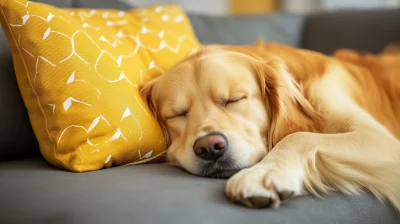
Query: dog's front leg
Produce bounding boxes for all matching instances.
[225,128,400,209]
[225,132,315,209]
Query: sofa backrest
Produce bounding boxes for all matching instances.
[188,13,306,47]
[302,9,400,54]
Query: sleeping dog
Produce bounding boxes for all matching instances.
[140,41,400,211]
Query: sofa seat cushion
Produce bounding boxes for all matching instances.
[0,158,399,224]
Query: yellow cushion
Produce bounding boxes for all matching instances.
[0,0,199,172]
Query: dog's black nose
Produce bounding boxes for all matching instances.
[193,133,229,161]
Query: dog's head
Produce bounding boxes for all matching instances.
[141,45,322,178]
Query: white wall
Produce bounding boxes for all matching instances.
[280,0,321,14]
[122,0,228,15]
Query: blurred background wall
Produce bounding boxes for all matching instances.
[122,0,400,15]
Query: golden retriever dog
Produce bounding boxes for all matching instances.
[140,40,400,211]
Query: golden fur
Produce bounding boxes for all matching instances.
[140,41,400,211]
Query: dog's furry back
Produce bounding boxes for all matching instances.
[223,42,400,211]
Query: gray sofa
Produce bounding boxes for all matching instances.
[1,1,400,223]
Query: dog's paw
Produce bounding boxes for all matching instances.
[225,166,302,209]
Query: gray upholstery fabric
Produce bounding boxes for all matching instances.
[0,18,39,161]
[188,13,305,47]
[32,0,72,8]
[35,0,133,9]
[0,0,132,160]
[0,158,399,224]
[302,9,400,54]
[70,0,133,9]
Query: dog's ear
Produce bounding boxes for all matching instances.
[140,77,171,146]
[140,77,159,117]
[252,59,324,150]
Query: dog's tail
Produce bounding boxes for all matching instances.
[302,150,400,212]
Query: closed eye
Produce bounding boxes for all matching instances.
[166,109,188,119]
[225,96,246,105]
